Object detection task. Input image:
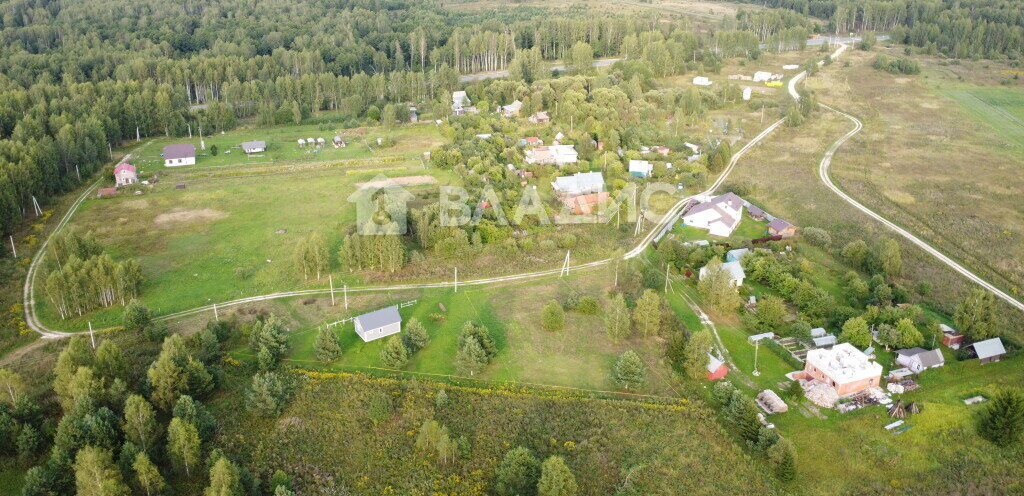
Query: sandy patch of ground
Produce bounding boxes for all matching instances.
[356,175,437,189]
[154,208,228,227]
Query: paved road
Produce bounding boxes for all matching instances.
[788,47,1024,313]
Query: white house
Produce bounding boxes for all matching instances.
[699,260,745,287]
[525,144,578,166]
[241,140,266,154]
[163,144,196,167]
[501,99,523,117]
[551,171,604,197]
[895,348,945,373]
[452,90,477,116]
[628,160,653,178]
[681,192,745,237]
[354,305,402,342]
[692,76,712,86]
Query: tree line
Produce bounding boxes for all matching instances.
[42,231,143,319]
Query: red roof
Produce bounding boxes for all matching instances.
[706,363,728,380]
[97,187,117,198]
[114,163,136,175]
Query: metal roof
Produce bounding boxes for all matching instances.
[355,305,401,331]
[971,338,1006,360]
[163,143,196,160]
[706,353,724,373]
[241,140,266,152]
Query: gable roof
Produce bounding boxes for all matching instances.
[707,353,725,373]
[552,171,604,194]
[768,218,794,232]
[917,349,945,367]
[241,140,266,152]
[747,204,766,217]
[896,347,928,356]
[356,305,401,330]
[114,163,136,175]
[163,143,196,160]
[970,338,1006,359]
[701,261,745,282]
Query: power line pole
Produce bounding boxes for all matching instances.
[344,283,349,309]
[664,263,670,293]
[454,267,458,293]
[329,275,336,306]
[213,303,219,321]
[88,322,96,349]
[8,236,15,258]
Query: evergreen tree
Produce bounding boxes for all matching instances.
[494,446,540,496]
[248,316,290,371]
[247,372,293,417]
[173,395,217,442]
[454,337,489,376]
[313,327,342,362]
[978,389,1024,447]
[537,456,578,496]
[541,299,565,332]
[74,446,130,496]
[604,293,632,342]
[402,318,430,352]
[612,350,647,390]
[122,300,152,333]
[767,438,797,481]
[380,336,410,368]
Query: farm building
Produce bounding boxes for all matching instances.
[767,218,797,238]
[628,160,653,178]
[528,111,550,124]
[940,324,965,349]
[698,261,745,287]
[748,332,774,344]
[163,143,196,167]
[813,335,838,348]
[969,338,1006,364]
[526,144,578,166]
[756,389,788,414]
[810,327,827,338]
[798,343,882,396]
[682,192,745,237]
[96,187,117,198]
[354,305,402,342]
[692,76,712,86]
[895,348,945,373]
[241,140,266,153]
[706,354,728,380]
[113,163,138,187]
[551,172,604,198]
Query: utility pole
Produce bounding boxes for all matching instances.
[213,302,219,321]
[454,267,459,293]
[753,340,761,377]
[664,263,670,293]
[613,260,619,288]
[88,322,96,349]
[344,283,349,309]
[8,235,15,258]
[329,275,336,306]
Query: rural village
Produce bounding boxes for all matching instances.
[0,0,1022,495]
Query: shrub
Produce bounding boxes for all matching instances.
[801,227,831,248]
[576,296,599,315]
[246,372,294,417]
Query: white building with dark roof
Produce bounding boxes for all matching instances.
[682,192,745,237]
[163,143,196,167]
[895,347,945,373]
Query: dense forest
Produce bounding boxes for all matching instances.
[739,0,1024,57]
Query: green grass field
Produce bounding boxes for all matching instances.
[124,122,443,175]
[941,87,1024,144]
[228,270,685,396]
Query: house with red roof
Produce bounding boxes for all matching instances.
[706,354,728,380]
[114,163,138,187]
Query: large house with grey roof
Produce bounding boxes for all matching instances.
[681,192,745,237]
[163,143,196,167]
[551,171,604,198]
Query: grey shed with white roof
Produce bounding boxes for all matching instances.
[354,305,402,342]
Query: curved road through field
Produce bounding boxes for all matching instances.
[789,45,1024,312]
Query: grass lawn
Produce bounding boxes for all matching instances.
[671,215,768,244]
[231,270,687,396]
[940,87,1024,143]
